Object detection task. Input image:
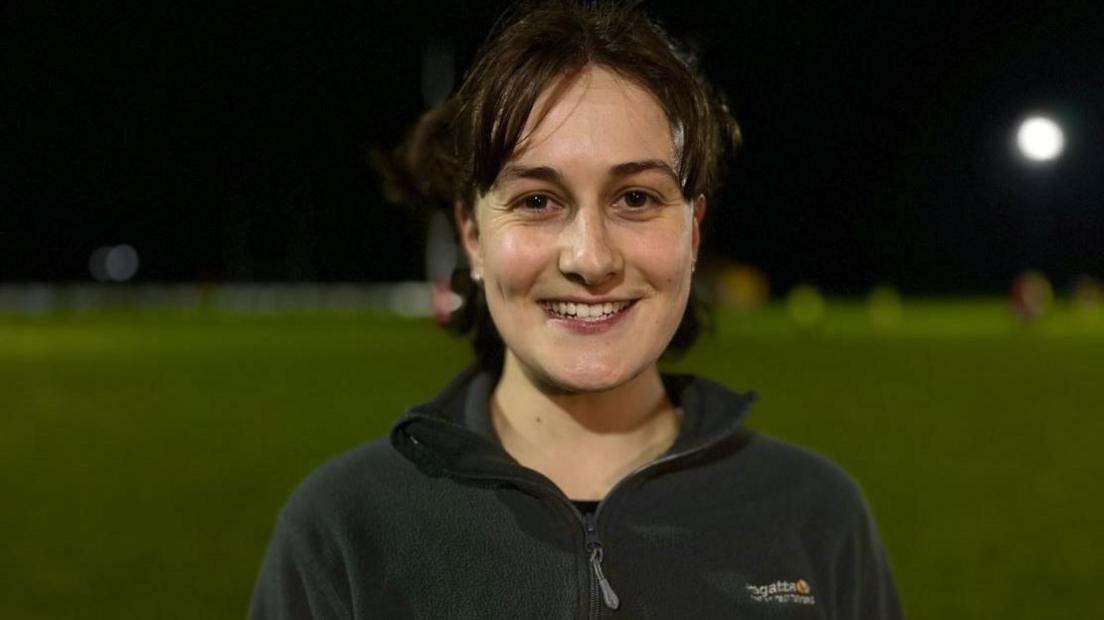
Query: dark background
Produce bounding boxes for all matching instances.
[6,1,1103,293]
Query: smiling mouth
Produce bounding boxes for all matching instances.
[541,299,635,321]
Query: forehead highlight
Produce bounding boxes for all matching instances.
[508,66,681,170]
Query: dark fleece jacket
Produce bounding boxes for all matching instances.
[250,367,902,619]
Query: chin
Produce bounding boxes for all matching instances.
[534,353,648,394]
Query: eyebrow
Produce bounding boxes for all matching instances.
[495,159,681,189]
[495,165,564,186]
[609,160,681,187]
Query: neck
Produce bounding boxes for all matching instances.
[490,352,679,500]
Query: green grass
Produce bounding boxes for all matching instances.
[2,301,1102,618]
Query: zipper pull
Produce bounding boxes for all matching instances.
[583,511,621,611]
[588,543,621,610]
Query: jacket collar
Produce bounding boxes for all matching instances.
[390,366,757,480]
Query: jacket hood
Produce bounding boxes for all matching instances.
[390,366,757,482]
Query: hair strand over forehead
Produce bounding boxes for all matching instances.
[456,0,740,206]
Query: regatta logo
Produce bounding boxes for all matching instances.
[745,578,816,605]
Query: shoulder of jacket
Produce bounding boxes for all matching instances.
[740,433,871,517]
[278,436,416,529]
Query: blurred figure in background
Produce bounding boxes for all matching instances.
[250,1,901,617]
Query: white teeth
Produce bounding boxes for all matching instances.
[545,300,631,321]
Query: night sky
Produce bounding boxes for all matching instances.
[7,1,1103,293]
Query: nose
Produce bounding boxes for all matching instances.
[558,205,622,286]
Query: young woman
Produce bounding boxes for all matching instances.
[251,2,901,618]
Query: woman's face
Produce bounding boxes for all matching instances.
[459,65,704,393]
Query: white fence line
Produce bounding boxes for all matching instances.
[0,282,436,317]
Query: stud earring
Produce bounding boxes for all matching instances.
[471,269,482,283]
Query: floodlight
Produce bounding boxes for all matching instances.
[1016,116,1064,161]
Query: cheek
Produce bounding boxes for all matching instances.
[483,228,554,295]
[629,227,693,288]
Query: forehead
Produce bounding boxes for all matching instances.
[509,65,677,172]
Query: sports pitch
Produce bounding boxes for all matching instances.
[2,301,1101,618]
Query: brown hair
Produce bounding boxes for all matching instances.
[380,0,741,370]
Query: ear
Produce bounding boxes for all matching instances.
[454,201,483,277]
[691,194,707,258]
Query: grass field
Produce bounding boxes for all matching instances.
[2,301,1102,618]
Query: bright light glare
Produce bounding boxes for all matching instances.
[1016,116,1064,161]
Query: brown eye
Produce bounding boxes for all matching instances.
[623,191,650,208]
[522,194,549,209]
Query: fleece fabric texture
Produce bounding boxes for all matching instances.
[250,366,902,619]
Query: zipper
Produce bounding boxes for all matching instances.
[568,428,746,617]
[424,436,742,617]
[406,395,751,617]
[584,511,620,613]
